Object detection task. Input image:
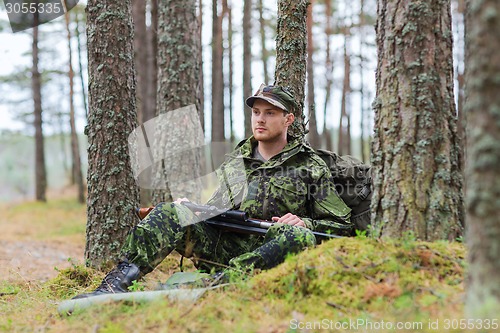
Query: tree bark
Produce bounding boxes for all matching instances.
[243,0,253,138]
[359,0,366,162]
[371,0,463,241]
[258,0,269,85]
[74,7,88,120]
[211,0,225,143]
[274,0,308,138]
[223,0,235,144]
[151,0,203,204]
[132,0,148,125]
[32,17,47,203]
[306,0,319,148]
[339,36,351,155]
[465,0,500,319]
[85,0,140,269]
[323,0,333,151]
[64,6,84,204]
[147,0,158,123]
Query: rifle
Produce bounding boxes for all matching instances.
[136,202,342,241]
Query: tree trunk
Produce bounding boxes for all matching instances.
[371,0,463,240]
[243,0,252,138]
[274,0,308,138]
[223,0,235,144]
[64,6,84,204]
[211,0,225,143]
[85,0,140,269]
[132,0,148,125]
[147,0,158,122]
[74,8,88,119]
[323,0,333,151]
[258,0,269,84]
[359,0,366,162]
[197,0,205,131]
[306,0,319,148]
[339,36,351,155]
[32,17,47,203]
[465,0,500,319]
[151,0,203,204]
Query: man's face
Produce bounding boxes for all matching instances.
[251,99,293,142]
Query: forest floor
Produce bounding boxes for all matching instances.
[0,197,481,333]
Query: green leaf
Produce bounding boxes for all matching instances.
[164,271,210,286]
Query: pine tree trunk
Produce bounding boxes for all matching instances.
[339,37,351,155]
[132,0,148,125]
[85,0,140,269]
[74,9,88,119]
[306,0,319,148]
[211,0,225,143]
[197,0,205,131]
[372,0,463,240]
[323,0,333,151]
[152,0,203,204]
[147,0,158,122]
[258,0,269,84]
[32,18,47,203]
[274,0,308,138]
[359,0,366,162]
[223,0,235,144]
[64,8,84,204]
[465,0,500,319]
[243,0,253,138]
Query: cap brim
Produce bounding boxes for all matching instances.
[245,96,288,112]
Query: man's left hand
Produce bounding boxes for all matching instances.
[272,213,305,227]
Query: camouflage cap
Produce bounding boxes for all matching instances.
[245,84,296,112]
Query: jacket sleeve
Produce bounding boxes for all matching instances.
[301,165,354,236]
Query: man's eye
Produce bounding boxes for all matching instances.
[266,112,274,116]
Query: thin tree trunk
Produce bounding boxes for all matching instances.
[64,5,84,204]
[132,0,148,125]
[274,0,308,138]
[211,0,225,143]
[323,0,333,151]
[74,9,88,119]
[359,0,366,162]
[223,0,235,144]
[243,0,252,138]
[465,0,500,319]
[32,16,47,202]
[372,0,463,240]
[56,112,70,180]
[85,0,140,269]
[147,0,158,121]
[258,0,269,84]
[198,0,205,131]
[339,36,351,155]
[306,0,320,148]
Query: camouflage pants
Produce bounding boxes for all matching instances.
[120,202,316,274]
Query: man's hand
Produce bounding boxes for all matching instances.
[272,213,305,227]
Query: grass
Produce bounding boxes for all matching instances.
[0,198,474,332]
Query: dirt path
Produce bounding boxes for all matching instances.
[0,239,84,283]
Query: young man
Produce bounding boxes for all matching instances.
[74,84,353,298]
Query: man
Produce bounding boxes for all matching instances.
[74,84,353,298]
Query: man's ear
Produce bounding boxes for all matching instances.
[285,113,295,126]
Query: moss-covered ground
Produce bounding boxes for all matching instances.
[0,199,477,332]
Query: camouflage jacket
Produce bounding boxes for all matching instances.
[206,137,353,236]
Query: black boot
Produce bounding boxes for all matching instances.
[72,260,141,299]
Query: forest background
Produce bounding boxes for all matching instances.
[0,0,465,203]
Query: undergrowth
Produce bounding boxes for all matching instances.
[1,236,472,333]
